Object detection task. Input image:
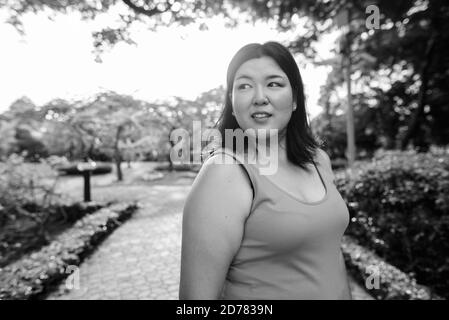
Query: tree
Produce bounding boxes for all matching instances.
[149,95,211,170]
[40,99,86,159]
[68,91,155,181]
[0,118,17,159]
[311,97,379,160]
[236,0,449,152]
[3,0,448,153]
[0,0,238,60]
[304,0,449,153]
[14,126,49,161]
[0,96,50,160]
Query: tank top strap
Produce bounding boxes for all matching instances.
[313,149,336,184]
[208,147,260,202]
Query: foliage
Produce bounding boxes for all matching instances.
[0,202,138,300]
[154,163,201,173]
[3,0,448,155]
[0,97,49,160]
[14,127,49,161]
[0,154,109,269]
[0,153,62,227]
[0,86,224,179]
[304,0,449,151]
[0,118,17,159]
[0,202,104,268]
[312,106,379,160]
[39,99,85,160]
[341,235,440,300]
[0,0,236,58]
[336,147,449,298]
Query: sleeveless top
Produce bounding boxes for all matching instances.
[208,147,351,300]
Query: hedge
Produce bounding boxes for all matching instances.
[341,235,441,299]
[57,163,113,175]
[336,147,449,299]
[0,202,138,300]
[0,202,105,267]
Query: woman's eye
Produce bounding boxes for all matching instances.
[237,84,250,90]
[269,82,282,87]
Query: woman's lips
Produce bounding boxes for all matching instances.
[251,112,272,123]
[251,112,272,119]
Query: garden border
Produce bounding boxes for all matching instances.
[341,235,443,300]
[0,202,139,300]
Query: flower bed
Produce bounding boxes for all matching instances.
[0,202,138,300]
[0,202,104,267]
[341,235,442,300]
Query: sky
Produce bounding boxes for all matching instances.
[0,7,336,119]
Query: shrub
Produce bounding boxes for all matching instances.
[14,128,49,162]
[154,163,201,172]
[0,153,62,228]
[341,235,440,300]
[0,154,84,266]
[45,155,70,168]
[0,202,104,267]
[336,147,449,298]
[0,202,138,300]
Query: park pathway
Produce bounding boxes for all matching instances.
[47,171,373,300]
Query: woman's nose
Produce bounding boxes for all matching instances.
[253,86,269,105]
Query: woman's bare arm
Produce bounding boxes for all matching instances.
[179,154,253,299]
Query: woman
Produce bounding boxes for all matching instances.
[179,41,352,300]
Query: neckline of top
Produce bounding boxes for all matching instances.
[209,148,329,206]
[258,160,329,206]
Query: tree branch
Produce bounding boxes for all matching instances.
[398,31,438,150]
[122,0,171,17]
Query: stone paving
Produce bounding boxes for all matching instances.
[47,169,374,300]
[47,184,187,300]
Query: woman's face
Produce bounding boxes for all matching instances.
[231,56,294,138]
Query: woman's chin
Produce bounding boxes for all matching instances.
[246,127,280,140]
[238,119,282,139]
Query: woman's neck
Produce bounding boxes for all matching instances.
[249,130,289,166]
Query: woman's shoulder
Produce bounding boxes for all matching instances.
[313,147,335,182]
[202,147,245,164]
[185,149,253,212]
[199,148,251,188]
[314,148,332,167]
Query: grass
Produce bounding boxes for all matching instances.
[54,161,197,204]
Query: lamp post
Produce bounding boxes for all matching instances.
[76,161,97,202]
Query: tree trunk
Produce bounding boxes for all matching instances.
[168,128,175,171]
[114,126,124,181]
[87,141,95,160]
[115,160,122,181]
[344,9,356,170]
[398,33,437,150]
[345,50,356,168]
[67,140,75,160]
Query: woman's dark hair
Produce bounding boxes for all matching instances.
[213,41,320,171]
